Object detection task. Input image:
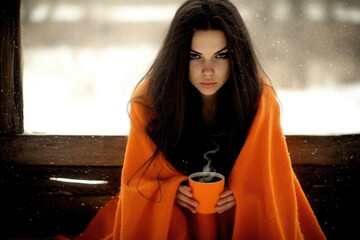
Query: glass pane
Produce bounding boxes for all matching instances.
[21,0,360,135]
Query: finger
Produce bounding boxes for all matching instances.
[178,185,193,198]
[216,200,236,213]
[220,188,233,198]
[217,194,235,206]
[176,191,198,208]
[216,196,236,213]
[216,191,236,213]
[175,198,197,214]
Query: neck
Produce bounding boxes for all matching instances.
[201,95,218,127]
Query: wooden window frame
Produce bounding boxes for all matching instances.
[1,0,359,167]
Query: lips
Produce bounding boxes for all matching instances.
[200,82,217,86]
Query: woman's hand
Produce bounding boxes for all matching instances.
[216,187,236,213]
[176,185,236,214]
[176,184,199,214]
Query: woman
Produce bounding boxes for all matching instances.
[72,0,326,239]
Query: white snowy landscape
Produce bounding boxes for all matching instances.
[23,46,360,136]
[21,1,360,136]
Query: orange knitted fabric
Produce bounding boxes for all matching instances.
[72,81,326,240]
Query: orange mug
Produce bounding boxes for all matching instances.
[188,172,225,214]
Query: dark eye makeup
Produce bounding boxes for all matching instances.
[189,47,229,60]
[215,51,229,59]
[190,51,200,59]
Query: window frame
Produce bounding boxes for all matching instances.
[0,0,359,167]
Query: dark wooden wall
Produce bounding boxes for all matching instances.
[0,0,23,134]
[1,134,360,240]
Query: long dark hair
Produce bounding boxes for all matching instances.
[130,0,264,177]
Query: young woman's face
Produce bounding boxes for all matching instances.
[189,30,230,99]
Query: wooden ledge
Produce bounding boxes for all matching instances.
[1,134,359,165]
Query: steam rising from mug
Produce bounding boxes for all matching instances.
[201,139,220,182]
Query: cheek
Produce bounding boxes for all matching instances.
[219,63,230,79]
[188,64,198,79]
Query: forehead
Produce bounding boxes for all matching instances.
[191,30,227,53]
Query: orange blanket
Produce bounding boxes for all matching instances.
[71,82,326,240]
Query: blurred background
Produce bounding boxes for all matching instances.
[20,0,360,135]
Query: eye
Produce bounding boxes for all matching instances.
[190,52,200,59]
[215,52,229,59]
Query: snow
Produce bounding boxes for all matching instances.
[277,83,360,135]
[23,46,360,136]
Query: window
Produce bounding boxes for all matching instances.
[20,0,360,136]
[238,0,360,135]
[1,0,359,167]
[21,0,179,135]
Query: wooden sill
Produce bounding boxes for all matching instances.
[1,134,359,166]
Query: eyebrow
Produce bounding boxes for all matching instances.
[190,46,228,55]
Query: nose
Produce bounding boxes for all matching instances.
[201,60,214,77]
